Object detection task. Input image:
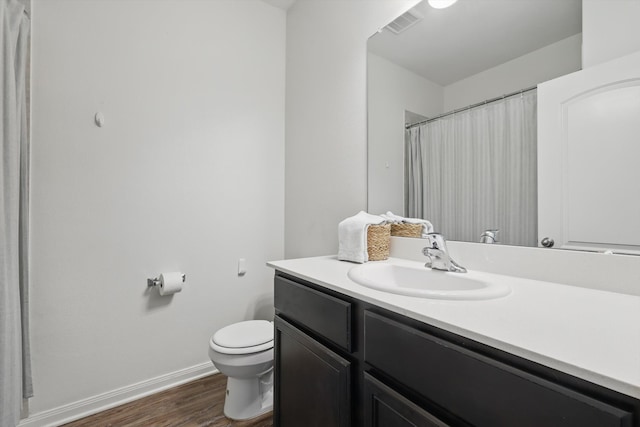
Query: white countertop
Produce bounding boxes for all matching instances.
[268,256,640,399]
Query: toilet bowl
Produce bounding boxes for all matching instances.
[208,320,274,420]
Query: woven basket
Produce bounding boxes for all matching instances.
[390,223,423,238]
[367,223,391,261]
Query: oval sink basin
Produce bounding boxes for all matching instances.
[347,263,510,300]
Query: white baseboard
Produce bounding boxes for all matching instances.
[18,363,218,427]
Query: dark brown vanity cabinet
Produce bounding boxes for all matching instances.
[274,274,354,427]
[274,271,640,427]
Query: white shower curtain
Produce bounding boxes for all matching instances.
[406,90,537,247]
[1,0,32,425]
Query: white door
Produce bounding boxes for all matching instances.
[538,49,640,253]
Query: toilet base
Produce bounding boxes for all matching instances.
[223,370,274,421]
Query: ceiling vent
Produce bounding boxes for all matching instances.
[385,9,423,34]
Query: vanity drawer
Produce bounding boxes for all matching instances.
[364,311,633,427]
[275,275,352,352]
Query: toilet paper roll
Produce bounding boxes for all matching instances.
[158,272,183,296]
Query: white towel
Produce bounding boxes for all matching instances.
[338,211,386,263]
[380,211,435,236]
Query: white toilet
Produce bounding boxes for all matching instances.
[208,320,274,420]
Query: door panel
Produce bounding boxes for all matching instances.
[538,49,640,253]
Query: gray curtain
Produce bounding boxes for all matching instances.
[404,125,424,219]
[1,0,32,425]
[406,90,537,246]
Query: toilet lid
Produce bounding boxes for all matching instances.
[213,320,273,349]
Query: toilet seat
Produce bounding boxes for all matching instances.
[211,320,274,355]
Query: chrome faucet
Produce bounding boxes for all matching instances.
[422,233,467,273]
[480,229,499,244]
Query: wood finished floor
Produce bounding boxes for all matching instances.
[62,374,273,427]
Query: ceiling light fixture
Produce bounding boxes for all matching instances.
[428,0,458,9]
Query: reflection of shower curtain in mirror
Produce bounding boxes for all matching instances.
[406,91,537,247]
[1,0,32,425]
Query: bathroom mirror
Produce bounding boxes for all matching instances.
[367,0,582,247]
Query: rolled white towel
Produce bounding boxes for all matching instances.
[338,211,386,263]
[381,211,434,236]
[379,212,403,223]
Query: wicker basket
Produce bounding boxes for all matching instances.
[367,223,391,261]
[390,223,423,238]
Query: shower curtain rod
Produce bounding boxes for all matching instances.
[405,85,537,129]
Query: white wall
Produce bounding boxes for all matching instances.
[28,0,284,420]
[443,34,583,112]
[285,0,420,259]
[583,0,640,68]
[367,53,442,216]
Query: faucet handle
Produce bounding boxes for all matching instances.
[425,232,447,250]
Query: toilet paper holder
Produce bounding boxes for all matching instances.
[147,273,186,288]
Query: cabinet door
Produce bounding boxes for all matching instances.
[364,373,449,427]
[274,316,351,427]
